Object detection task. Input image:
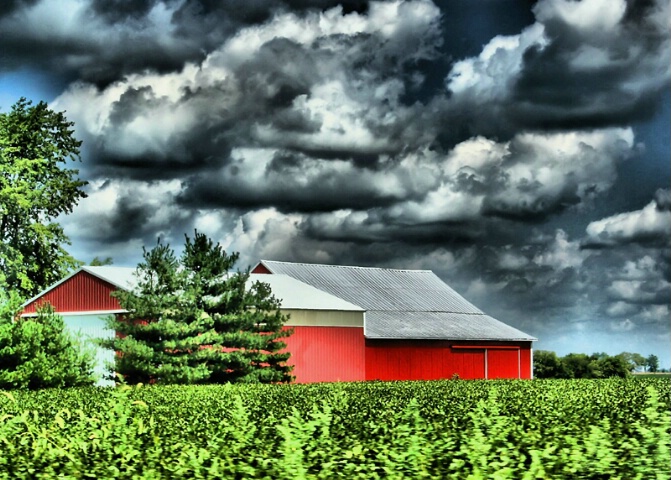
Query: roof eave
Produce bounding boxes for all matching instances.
[364,335,537,342]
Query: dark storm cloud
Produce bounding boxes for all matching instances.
[0,0,38,16]
[0,0,372,86]
[438,0,670,147]
[176,152,423,213]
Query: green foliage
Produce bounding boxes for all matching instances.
[0,378,668,478]
[89,256,113,266]
[102,231,293,385]
[532,350,569,379]
[535,350,635,379]
[592,355,630,378]
[0,303,96,390]
[646,354,659,373]
[616,352,647,372]
[0,98,87,298]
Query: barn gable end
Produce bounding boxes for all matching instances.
[21,270,126,316]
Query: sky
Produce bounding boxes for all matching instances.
[1,0,669,367]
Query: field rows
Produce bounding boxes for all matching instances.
[1,378,669,479]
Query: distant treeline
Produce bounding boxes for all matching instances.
[534,351,662,379]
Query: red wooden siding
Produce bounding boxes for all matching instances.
[488,349,520,379]
[366,340,485,380]
[22,271,122,315]
[452,348,487,379]
[251,264,271,274]
[365,340,532,380]
[283,326,366,383]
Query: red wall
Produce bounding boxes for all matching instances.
[252,264,271,274]
[364,340,533,380]
[284,326,366,383]
[22,271,122,315]
[285,331,533,382]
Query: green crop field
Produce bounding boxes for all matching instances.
[1,378,669,479]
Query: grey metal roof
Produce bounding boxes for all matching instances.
[365,311,536,341]
[248,274,363,311]
[82,266,137,291]
[257,260,537,341]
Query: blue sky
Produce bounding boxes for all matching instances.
[1,0,669,367]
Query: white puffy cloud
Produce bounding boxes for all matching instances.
[586,191,671,246]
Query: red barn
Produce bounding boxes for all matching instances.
[252,260,536,381]
[21,261,536,384]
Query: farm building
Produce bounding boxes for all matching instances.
[252,260,536,381]
[20,261,536,384]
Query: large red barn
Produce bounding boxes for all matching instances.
[252,260,536,381]
[21,261,536,384]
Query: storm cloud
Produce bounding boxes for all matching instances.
[1,0,669,364]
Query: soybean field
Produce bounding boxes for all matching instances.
[1,378,669,479]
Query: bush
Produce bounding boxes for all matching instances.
[0,299,96,390]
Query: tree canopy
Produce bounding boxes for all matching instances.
[102,232,293,384]
[0,98,87,298]
[534,350,649,379]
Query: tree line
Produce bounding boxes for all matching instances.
[0,99,292,389]
[534,350,662,379]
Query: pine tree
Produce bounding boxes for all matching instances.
[0,297,96,389]
[102,232,293,384]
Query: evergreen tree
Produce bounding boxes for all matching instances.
[102,232,293,384]
[0,296,96,389]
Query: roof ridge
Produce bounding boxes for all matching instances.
[261,259,433,273]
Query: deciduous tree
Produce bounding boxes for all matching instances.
[102,231,293,384]
[0,98,87,298]
[645,354,659,373]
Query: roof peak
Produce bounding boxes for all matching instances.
[259,259,433,274]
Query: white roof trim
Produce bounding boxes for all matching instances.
[21,309,128,318]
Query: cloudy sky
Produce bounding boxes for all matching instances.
[1,0,669,367]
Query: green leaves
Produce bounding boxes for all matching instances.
[0,379,669,479]
[0,98,87,298]
[0,304,96,390]
[105,231,293,385]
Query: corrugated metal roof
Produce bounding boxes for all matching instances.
[257,260,537,341]
[365,311,536,341]
[82,266,137,291]
[257,260,481,313]
[248,274,363,311]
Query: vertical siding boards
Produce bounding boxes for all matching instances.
[284,326,365,383]
[364,340,531,380]
[22,271,123,315]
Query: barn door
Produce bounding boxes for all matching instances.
[487,348,521,379]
